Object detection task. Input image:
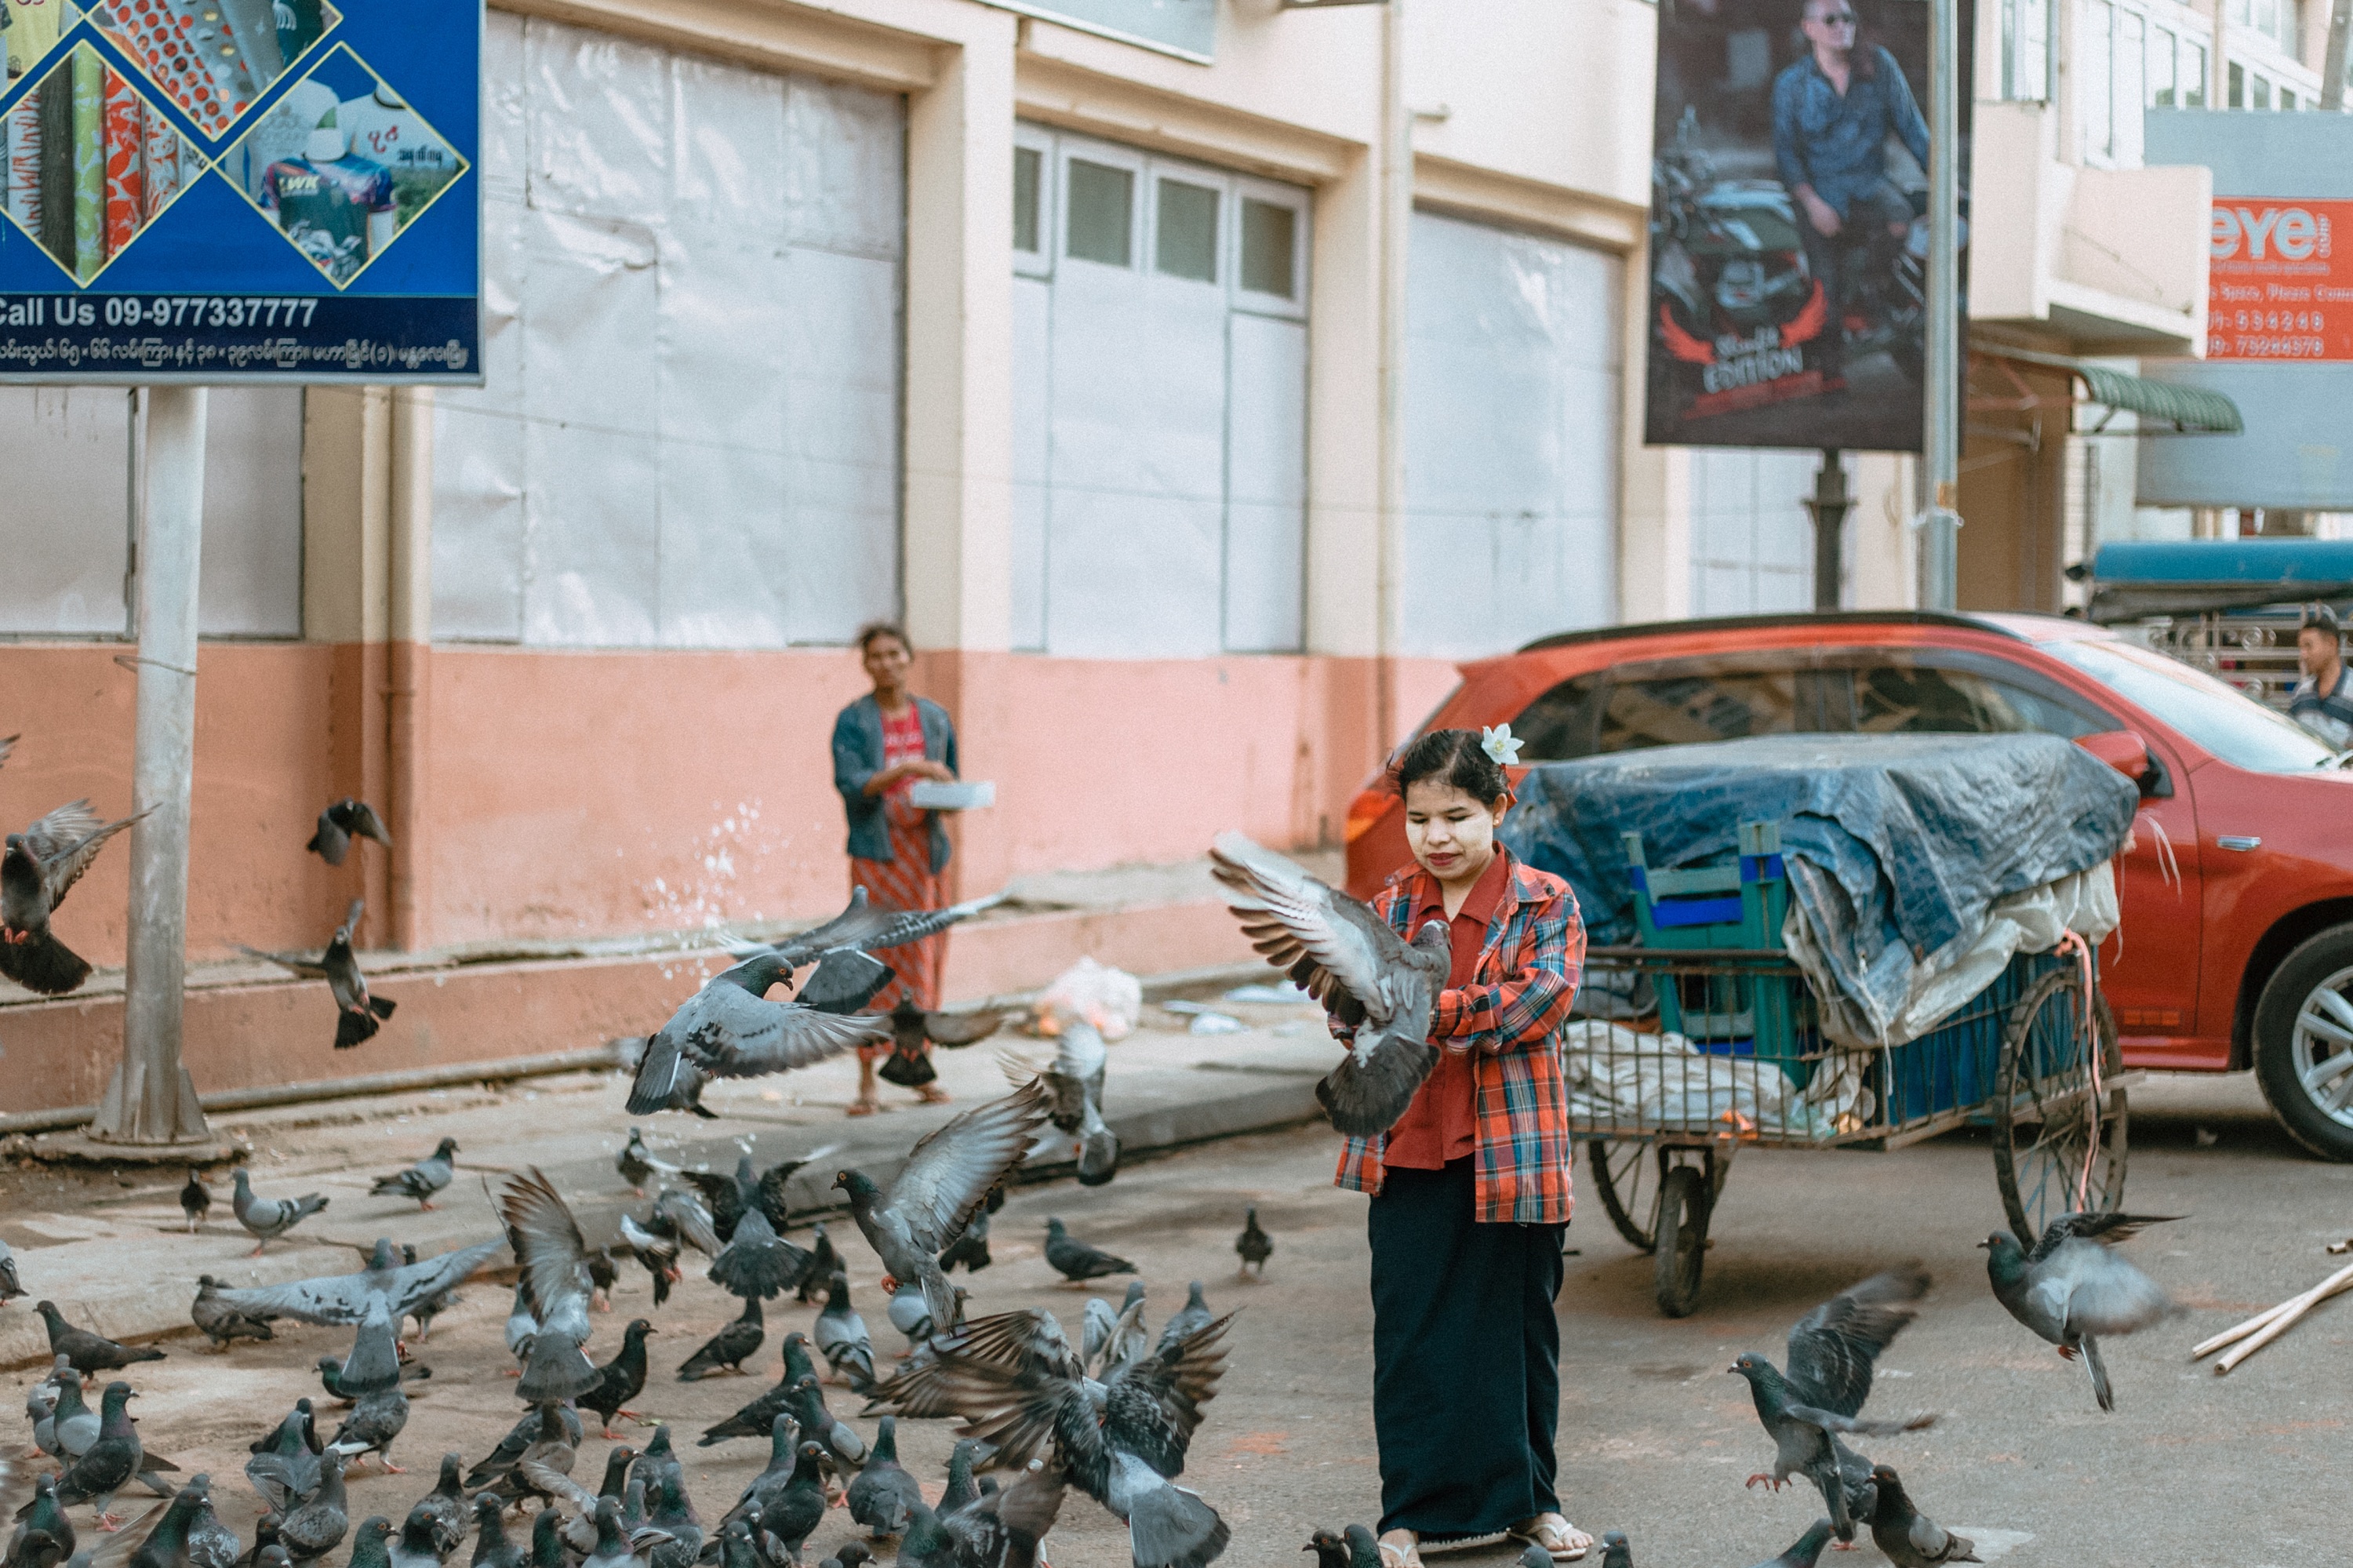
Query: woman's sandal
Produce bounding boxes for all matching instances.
[1511,1515,1592,1563]
[1376,1532,1423,1568]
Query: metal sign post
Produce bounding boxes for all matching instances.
[1806,448,1852,610]
[91,386,210,1144]
[1918,0,1963,609]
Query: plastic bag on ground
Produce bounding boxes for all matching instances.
[1036,956,1144,1041]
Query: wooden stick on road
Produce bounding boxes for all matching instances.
[2191,1260,2353,1373]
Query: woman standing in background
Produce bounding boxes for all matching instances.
[831,622,959,1116]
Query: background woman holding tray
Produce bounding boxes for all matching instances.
[831,620,960,1116]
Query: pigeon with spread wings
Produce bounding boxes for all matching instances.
[496,1172,603,1404]
[242,900,396,1050]
[625,954,893,1118]
[306,800,391,868]
[1209,832,1449,1137]
[1,799,144,996]
[835,1081,1053,1333]
[208,1235,504,1326]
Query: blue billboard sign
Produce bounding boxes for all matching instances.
[1,0,479,382]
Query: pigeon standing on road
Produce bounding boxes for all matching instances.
[306,800,391,867]
[191,1277,275,1352]
[325,1300,412,1473]
[1158,1282,1214,1352]
[845,1417,922,1539]
[1210,831,1451,1137]
[1747,1519,1835,1568]
[835,1082,1053,1333]
[0,1239,22,1305]
[37,1301,167,1378]
[370,1141,459,1210]
[1235,1208,1272,1279]
[180,1172,213,1234]
[1,799,142,996]
[577,1319,656,1439]
[1865,1467,1980,1566]
[1982,1211,2182,1413]
[227,1170,330,1256]
[678,1298,764,1382]
[813,1275,875,1392]
[278,1453,351,1563]
[245,900,395,1050]
[1596,1533,1632,1568]
[55,1381,144,1530]
[1730,1270,1938,1544]
[1042,1218,1135,1283]
[405,1453,468,1559]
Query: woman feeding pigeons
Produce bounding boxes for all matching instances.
[1350,726,1591,1566]
[830,621,961,1116]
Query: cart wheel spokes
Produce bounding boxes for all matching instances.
[1587,1138,1661,1253]
[1653,1164,1711,1318]
[1995,970,2127,1246]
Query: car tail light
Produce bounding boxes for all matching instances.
[1344,789,1393,845]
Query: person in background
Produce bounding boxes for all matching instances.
[831,622,959,1115]
[2291,604,2353,751]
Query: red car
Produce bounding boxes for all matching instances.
[1345,611,2353,1159]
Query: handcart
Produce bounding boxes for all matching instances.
[1569,820,2130,1318]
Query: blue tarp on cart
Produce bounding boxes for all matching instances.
[1502,732,2137,1039]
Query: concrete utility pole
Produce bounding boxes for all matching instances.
[90,386,212,1146]
[1918,0,1962,609]
[1806,449,1853,610]
[2324,0,2351,112]
[1375,0,1409,754]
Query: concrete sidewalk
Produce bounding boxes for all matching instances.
[0,981,1338,1370]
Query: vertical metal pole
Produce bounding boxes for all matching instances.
[1806,448,1852,611]
[1918,0,1962,609]
[2323,0,2351,112]
[1375,0,1409,754]
[90,385,210,1145]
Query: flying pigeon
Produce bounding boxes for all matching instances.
[306,799,391,867]
[625,954,893,1117]
[707,1210,814,1302]
[1730,1269,1937,1544]
[1209,832,1450,1136]
[1981,1211,2182,1412]
[209,1235,504,1325]
[0,799,143,995]
[1864,1467,1980,1566]
[879,998,1006,1090]
[616,1129,675,1196]
[370,1141,459,1210]
[1008,1019,1118,1185]
[496,1170,602,1405]
[1043,1218,1135,1283]
[243,899,395,1049]
[835,1081,1053,1333]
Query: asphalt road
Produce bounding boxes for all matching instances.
[8,1068,2348,1568]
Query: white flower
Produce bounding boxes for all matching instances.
[1481,723,1523,766]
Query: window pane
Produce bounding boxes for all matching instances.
[1067,158,1133,266]
[1241,198,1297,298]
[2115,11,2144,164]
[2081,0,2113,160]
[2283,87,2299,110]
[1853,664,2097,738]
[2184,42,2206,106]
[1598,671,1804,751]
[1013,146,1041,253]
[2229,60,2245,107]
[1511,674,1610,761]
[1155,179,1220,282]
[2149,27,2177,105]
[2253,74,2272,109]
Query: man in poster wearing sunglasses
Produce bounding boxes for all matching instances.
[1772,0,1929,388]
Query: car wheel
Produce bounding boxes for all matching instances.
[2254,925,2353,1161]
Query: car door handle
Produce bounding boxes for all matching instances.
[2217,835,2262,851]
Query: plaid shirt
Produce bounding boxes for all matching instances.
[1333,846,1584,1224]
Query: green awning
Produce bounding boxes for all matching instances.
[1973,345,2244,435]
[2073,363,2243,435]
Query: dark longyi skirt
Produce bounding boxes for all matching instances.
[1367,1156,1566,1539]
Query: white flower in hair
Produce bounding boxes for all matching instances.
[1481,724,1523,767]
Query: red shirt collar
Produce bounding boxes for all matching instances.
[1407,844,1514,930]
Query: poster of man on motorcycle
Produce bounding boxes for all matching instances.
[1644,0,1971,451]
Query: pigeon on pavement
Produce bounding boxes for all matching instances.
[1982,1211,2182,1413]
[211,1235,503,1326]
[845,1418,923,1539]
[1514,1544,1551,1568]
[305,800,391,868]
[1303,1530,1352,1568]
[370,1141,459,1210]
[835,1081,1053,1333]
[125,1473,215,1568]
[190,1278,274,1352]
[226,1172,330,1257]
[1,799,142,996]
[788,1376,867,1471]
[1729,1269,1937,1544]
[244,1402,325,1515]
[813,1275,875,1392]
[717,1416,802,1533]
[1158,1284,1213,1355]
[679,1297,765,1381]
[625,954,893,1118]
[1043,1219,1135,1284]
[578,1320,656,1439]
[751,1446,828,1566]
[1747,1519,1835,1568]
[13,1475,77,1564]
[243,900,395,1050]
[179,1173,212,1234]
[1597,1532,1632,1568]
[0,1239,21,1306]
[37,1301,166,1378]
[54,1381,144,1530]
[44,1361,98,1460]
[695,1337,820,1447]
[325,1301,412,1473]
[1209,831,1450,1137]
[278,1454,351,1563]
[496,1171,602,1405]
[1234,1210,1271,1279]
[401,1457,467,1563]
[896,1458,1063,1568]
[1865,1468,1980,1566]
[1009,1019,1118,1185]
